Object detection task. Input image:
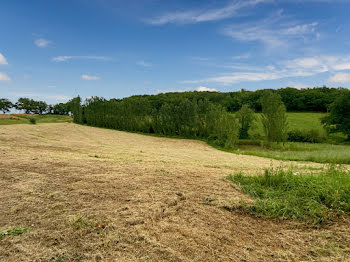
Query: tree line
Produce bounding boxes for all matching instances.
[1,87,349,143]
[0,97,71,115]
[124,86,349,113]
[1,86,348,115]
[69,91,294,148]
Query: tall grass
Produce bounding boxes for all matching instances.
[235,142,350,164]
[228,166,350,225]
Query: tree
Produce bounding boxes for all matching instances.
[69,96,83,123]
[322,92,350,140]
[235,104,255,139]
[0,98,13,113]
[15,98,32,114]
[261,91,288,143]
[35,101,48,114]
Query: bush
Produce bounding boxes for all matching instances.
[29,118,36,124]
[288,129,325,143]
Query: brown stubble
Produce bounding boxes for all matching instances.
[0,123,350,261]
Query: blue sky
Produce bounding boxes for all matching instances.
[1,0,350,104]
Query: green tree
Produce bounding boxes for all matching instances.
[69,96,83,123]
[322,92,350,140]
[261,91,288,143]
[0,98,13,113]
[235,104,255,139]
[36,101,48,114]
[15,98,32,114]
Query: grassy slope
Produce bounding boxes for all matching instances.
[1,112,349,164]
[250,112,327,136]
[0,114,72,125]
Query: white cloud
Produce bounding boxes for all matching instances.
[223,12,319,49]
[0,53,8,65]
[52,56,110,62]
[328,73,350,83]
[182,55,350,85]
[81,74,100,80]
[35,38,51,48]
[146,0,271,25]
[287,82,310,89]
[137,60,152,67]
[0,72,11,81]
[195,86,217,92]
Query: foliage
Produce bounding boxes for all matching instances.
[261,91,288,143]
[322,92,350,140]
[235,104,255,139]
[0,98,13,113]
[78,96,240,148]
[15,98,48,114]
[69,96,83,123]
[287,129,325,143]
[29,118,36,124]
[228,166,350,225]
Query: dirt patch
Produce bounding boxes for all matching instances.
[0,123,349,261]
[0,114,21,120]
[11,114,38,117]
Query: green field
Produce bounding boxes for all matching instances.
[249,112,327,137]
[0,114,72,125]
[229,112,350,164]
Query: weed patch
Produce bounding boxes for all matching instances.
[227,166,350,225]
[0,226,29,240]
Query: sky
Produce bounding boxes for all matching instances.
[1,0,350,104]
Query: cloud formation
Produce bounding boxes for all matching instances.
[328,73,350,83]
[52,56,110,62]
[0,72,10,81]
[222,11,319,48]
[182,55,350,85]
[0,53,8,65]
[146,0,270,25]
[81,74,100,80]
[196,86,218,92]
[35,38,51,48]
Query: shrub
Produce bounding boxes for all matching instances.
[288,129,325,143]
[29,118,36,124]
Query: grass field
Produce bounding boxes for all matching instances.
[0,114,72,125]
[250,112,327,136]
[1,123,350,261]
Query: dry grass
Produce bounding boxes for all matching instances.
[1,123,350,261]
[0,114,21,120]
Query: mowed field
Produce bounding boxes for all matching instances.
[1,123,350,261]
